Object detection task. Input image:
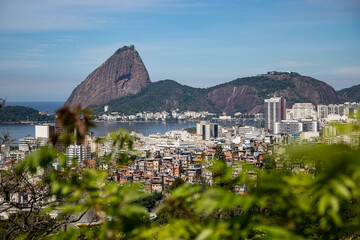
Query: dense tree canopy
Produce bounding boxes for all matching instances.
[0,106,54,122]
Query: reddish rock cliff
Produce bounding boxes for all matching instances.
[65,46,151,108]
[207,85,258,113]
[206,72,339,114]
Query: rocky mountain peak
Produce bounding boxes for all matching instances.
[65,45,151,108]
[114,45,135,55]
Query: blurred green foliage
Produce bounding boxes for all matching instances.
[1,107,360,239]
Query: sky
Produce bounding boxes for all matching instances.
[0,0,359,101]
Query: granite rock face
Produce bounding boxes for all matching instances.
[207,85,258,113]
[206,72,339,114]
[290,75,339,105]
[65,46,151,108]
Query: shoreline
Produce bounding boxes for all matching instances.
[0,121,54,125]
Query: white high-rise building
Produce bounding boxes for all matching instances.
[264,97,286,132]
[66,144,91,164]
[35,125,55,139]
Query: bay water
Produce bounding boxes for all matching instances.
[0,121,196,143]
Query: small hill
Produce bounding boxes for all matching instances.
[337,84,360,102]
[92,80,217,114]
[65,45,151,108]
[0,106,54,122]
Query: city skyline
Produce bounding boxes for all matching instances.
[1,0,360,101]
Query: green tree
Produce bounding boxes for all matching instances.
[214,144,226,161]
[168,177,185,192]
[262,154,276,170]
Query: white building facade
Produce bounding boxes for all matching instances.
[286,103,317,120]
[264,97,286,132]
[274,120,303,135]
[66,144,91,164]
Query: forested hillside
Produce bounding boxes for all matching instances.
[0,106,54,122]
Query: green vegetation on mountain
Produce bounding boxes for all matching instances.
[206,71,339,113]
[0,106,54,122]
[208,72,297,97]
[337,84,360,102]
[92,80,218,114]
[114,45,135,54]
[92,72,343,115]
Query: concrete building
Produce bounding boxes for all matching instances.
[66,144,91,164]
[286,103,317,120]
[328,104,344,116]
[35,125,55,139]
[317,104,345,119]
[18,137,39,152]
[274,120,303,135]
[196,121,218,140]
[264,97,286,132]
[301,119,318,132]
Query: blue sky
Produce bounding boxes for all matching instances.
[0,0,359,101]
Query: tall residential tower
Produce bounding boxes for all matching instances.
[264,97,286,132]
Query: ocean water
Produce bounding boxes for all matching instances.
[0,121,197,143]
[1,102,197,142]
[0,123,36,142]
[6,101,64,114]
[92,121,196,137]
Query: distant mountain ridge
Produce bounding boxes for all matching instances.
[92,71,342,114]
[206,71,339,114]
[337,84,360,103]
[65,46,357,114]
